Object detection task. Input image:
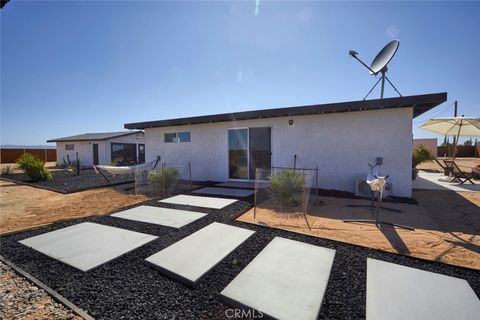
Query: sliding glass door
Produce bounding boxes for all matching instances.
[228,127,271,180]
[228,129,249,179]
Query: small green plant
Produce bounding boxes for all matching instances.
[0,165,14,176]
[412,144,434,168]
[269,169,305,207]
[148,166,179,191]
[16,153,53,182]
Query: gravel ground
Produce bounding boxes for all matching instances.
[1,197,479,320]
[3,169,133,193]
[0,261,82,320]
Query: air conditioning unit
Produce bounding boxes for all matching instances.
[355,178,371,197]
[355,178,392,198]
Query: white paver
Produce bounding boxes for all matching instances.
[192,187,254,197]
[111,205,206,228]
[19,222,157,272]
[216,181,254,189]
[413,171,479,192]
[146,222,254,285]
[220,237,336,320]
[367,258,480,320]
[159,194,237,209]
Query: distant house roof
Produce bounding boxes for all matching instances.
[124,92,447,130]
[47,131,143,143]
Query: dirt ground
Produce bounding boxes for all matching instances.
[238,189,480,270]
[417,157,480,172]
[0,180,149,235]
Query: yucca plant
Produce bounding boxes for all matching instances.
[16,153,53,182]
[148,166,179,192]
[0,165,14,176]
[269,169,305,207]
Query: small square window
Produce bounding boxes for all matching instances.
[164,133,177,143]
[178,132,191,142]
[65,144,74,150]
[164,132,191,143]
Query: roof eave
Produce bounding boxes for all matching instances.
[124,92,447,130]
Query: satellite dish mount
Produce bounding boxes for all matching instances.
[349,40,402,100]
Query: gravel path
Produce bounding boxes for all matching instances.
[3,169,133,193]
[1,198,479,319]
[0,261,82,320]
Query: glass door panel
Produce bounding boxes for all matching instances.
[228,129,249,179]
[249,127,271,179]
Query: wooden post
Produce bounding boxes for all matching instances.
[76,152,80,175]
[302,169,311,231]
[188,161,192,191]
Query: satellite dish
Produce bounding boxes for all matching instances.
[349,39,402,100]
[370,40,400,75]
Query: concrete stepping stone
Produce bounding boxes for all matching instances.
[215,181,254,189]
[367,258,480,320]
[192,187,254,197]
[19,222,157,272]
[111,205,206,228]
[145,222,254,286]
[159,194,237,209]
[220,237,336,320]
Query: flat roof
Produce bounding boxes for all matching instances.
[47,131,143,143]
[124,92,447,130]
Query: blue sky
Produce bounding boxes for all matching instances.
[1,1,479,146]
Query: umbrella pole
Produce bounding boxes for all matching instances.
[452,121,463,162]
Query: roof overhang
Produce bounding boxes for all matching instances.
[47,131,143,143]
[124,92,447,130]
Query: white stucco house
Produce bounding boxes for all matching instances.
[47,131,145,167]
[124,93,447,197]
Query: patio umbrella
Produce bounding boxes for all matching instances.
[420,117,480,160]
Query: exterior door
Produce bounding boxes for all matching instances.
[92,144,99,165]
[248,127,271,179]
[138,144,145,164]
[228,129,249,179]
[228,127,271,180]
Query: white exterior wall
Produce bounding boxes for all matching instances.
[144,108,413,197]
[55,133,145,166]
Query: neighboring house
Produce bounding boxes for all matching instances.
[125,92,447,198]
[413,138,438,158]
[47,131,145,166]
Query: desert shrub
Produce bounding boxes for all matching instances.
[16,153,53,182]
[412,144,434,168]
[0,165,14,176]
[148,166,179,190]
[269,169,305,207]
[62,158,76,172]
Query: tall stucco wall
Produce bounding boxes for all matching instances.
[413,138,437,158]
[55,133,145,166]
[144,108,413,197]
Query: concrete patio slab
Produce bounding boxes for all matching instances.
[367,258,480,320]
[111,205,206,228]
[215,181,254,189]
[159,194,237,209]
[413,171,479,192]
[220,237,336,320]
[19,222,157,272]
[192,187,254,197]
[145,222,254,286]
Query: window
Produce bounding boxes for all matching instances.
[164,131,191,143]
[111,143,137,165]
[65,144,74,150]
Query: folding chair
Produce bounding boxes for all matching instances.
[434,159,450,176]
[443,160,476,185]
